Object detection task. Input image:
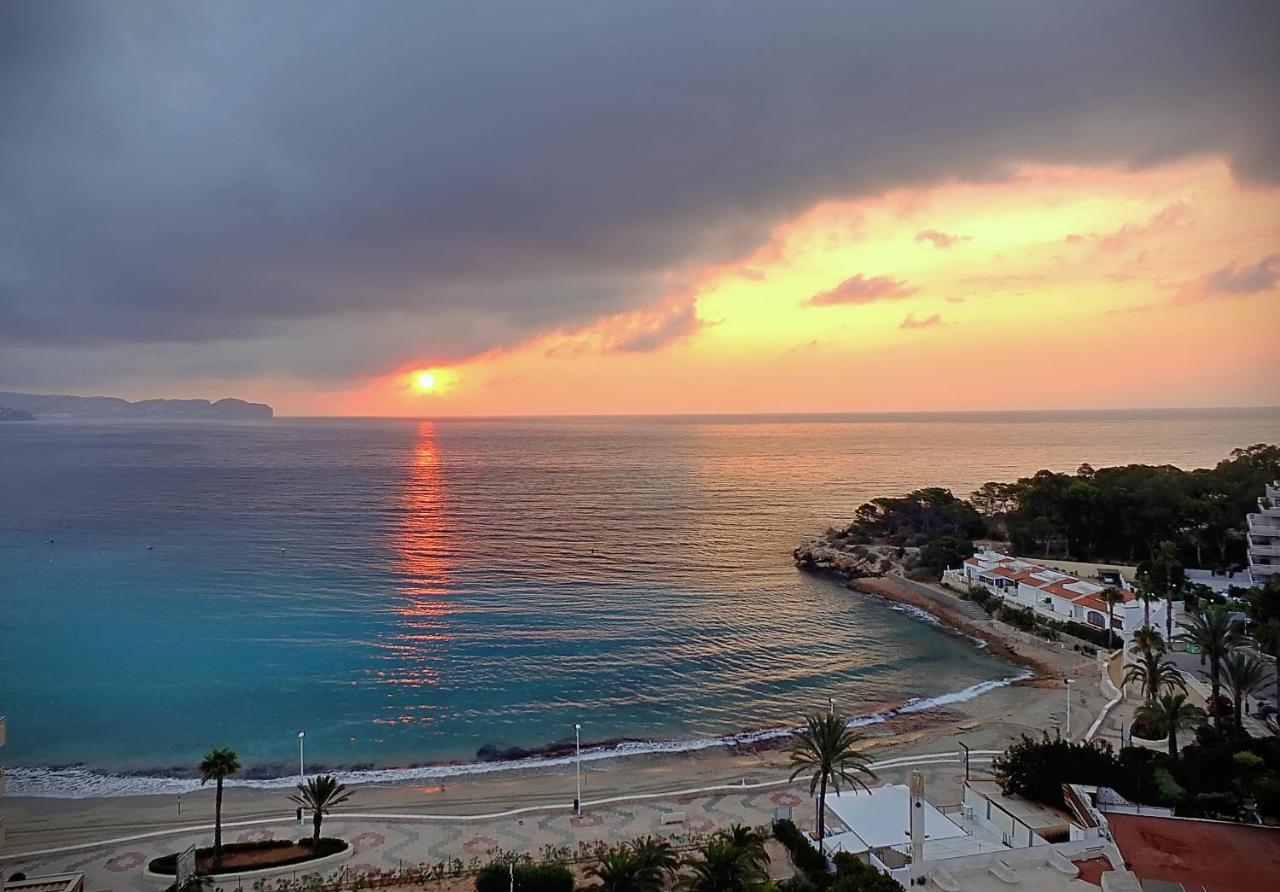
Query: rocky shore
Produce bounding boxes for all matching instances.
[794,534,1064,681]
[791,534,909,578]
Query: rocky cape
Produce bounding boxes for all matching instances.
[0,391,274,421]
[792,534,911,579]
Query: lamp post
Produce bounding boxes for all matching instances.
[298,731,306,785]
[574,723,582,816]
[828,697,836,717]
[1064,679,1075,739]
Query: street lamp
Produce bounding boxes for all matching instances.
[1064,675,1075,737]
[574,723,582,816]
[828,697,836,716]
[298,731,306,785]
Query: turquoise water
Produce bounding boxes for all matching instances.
[1,409,1277,796]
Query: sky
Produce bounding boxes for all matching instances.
[1,2,1278,416]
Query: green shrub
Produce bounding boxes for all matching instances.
[776,873,819,892]
[830,855,900,892]
[992,734,1120,808]
[772,819,829,884]
[475,862,573,892]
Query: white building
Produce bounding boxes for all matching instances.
[1247,482,1280,586]
[948,548,1178,642]
[817,774,1126,891]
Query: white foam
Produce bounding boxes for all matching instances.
[2,671,1030,799]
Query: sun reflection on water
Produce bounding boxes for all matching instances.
[376,422,454,702]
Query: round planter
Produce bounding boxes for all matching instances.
[143,840,352,889]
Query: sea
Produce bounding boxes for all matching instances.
[1,408,1277,798]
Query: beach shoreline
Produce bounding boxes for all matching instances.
[0,570,1108,856]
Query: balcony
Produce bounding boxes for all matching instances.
[1248,514,1280,535]
[1250,537,1280,558]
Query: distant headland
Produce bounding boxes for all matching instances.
[0,391,273,421]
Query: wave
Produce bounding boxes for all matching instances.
[3,671,1030,799]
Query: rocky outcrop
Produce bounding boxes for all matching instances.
[792,534,908,578]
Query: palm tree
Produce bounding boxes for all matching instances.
[1100,587,1125,649]
[588,849,648,892]
[1122,649,1185,702]
[198,747,241,867]
[289,774,354,846]
[715,825,769,873]
[1136,575,1159,631]
[1176,606,1241,727]
[788,712,877,844]
[1135,693,1205,757]
[678,838,765,892]
[1130,625,1165,658]
[1222,652,1269,731]
[630,835,678,883]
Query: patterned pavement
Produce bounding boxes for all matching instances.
[1,786,816,892]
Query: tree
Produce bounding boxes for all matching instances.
[1176,606,1241,728]
[198,748,241,867]
[916,534,972,578]
[588,849,648,892]
[788,713,877,844]
[1123,649,1185,702]
[679,838,766,892]
[1221,652,1269,731]
[289,774,354,846]
[1131,625,1166,659]
[991,734,1119,808]
[714,825,769,874]
[1141,540,1185,641]
[1100,587,1126,649]
[1134,693,1204,757]
[629,836,678,885]
[831,854,902,892]
[1136,577,1160,632]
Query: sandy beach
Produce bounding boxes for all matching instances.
[0,575,1110,859]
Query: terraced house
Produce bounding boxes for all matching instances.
[950,549,1179,642]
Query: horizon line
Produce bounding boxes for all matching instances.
[273,404,1280,421]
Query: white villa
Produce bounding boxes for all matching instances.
[946,548,1179,641]
[1247,482,1280,587]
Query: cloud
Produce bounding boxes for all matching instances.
[606,301,706,352]
[2,2,1279,390]
[900,312,943,330]
[1172,253,1280,305]
[1064,201,1193,253]
[807,274,918,306]
[914,229,968,248]
[946,296,966,304]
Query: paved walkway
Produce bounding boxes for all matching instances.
[2,786,818,892]
[1,753,1000,892]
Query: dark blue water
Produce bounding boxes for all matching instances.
[1,410,1276,796]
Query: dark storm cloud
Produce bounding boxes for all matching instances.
[2,1,1278,386]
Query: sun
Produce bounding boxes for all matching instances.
[414,371,437,391]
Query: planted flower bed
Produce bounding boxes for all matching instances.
[148,838,349,876]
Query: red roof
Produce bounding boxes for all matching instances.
[1109,812,1280,891]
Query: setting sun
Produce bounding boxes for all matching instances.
[414,371,436,392]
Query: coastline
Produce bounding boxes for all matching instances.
[0,566,1107,856]
[3,568,1060,802]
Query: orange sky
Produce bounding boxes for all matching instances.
[261,157,1279,416]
